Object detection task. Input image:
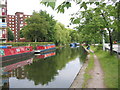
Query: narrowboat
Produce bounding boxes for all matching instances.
[34,44,56,54]
[70,43,80,47]
[0,45,34,62]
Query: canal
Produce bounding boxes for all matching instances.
[2,46,87,88]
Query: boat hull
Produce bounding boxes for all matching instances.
[34,48,56,54]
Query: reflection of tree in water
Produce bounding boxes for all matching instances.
[24,47,87,85]
[79,47,88,63]
[24,59,58,85]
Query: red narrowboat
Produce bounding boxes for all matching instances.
[34,44,56,54]
[0,45,34,62]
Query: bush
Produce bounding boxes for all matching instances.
[96,44,103,50]
[0,42,54,49]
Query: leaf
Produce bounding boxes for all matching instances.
[73,18,80,24]
[95,2,99,5]
[80,2,87,10]
[40,0,56,9]
[66,2,71,9]
[47,2,56,9]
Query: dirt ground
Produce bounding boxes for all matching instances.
[70,50,106,88]
[86,54,106,88]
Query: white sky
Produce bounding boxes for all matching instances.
[7,0,80,29]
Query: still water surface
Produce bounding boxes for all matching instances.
[2,46,87,88]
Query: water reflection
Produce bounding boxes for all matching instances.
[1,56,34,88]
[35,51,56,59]
[1,46,87,88]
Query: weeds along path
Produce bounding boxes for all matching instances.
[87,51,106,88]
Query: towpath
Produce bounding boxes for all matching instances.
[86,51,105,88]
[70,49,106,88]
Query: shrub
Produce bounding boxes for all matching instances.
[0,42,54,49]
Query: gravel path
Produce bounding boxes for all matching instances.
[86,54,106,88]
[70,49,106,88]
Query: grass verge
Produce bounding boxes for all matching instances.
[91,46,118,88]
[82,52,94,88]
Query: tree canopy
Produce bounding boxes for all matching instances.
[7,28,14,41]
[40,0,120,54]
[22,11,56,42]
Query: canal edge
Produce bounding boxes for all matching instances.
[69,51,90,88]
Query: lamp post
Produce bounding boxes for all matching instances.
[102,32,105,51]
[102,28,106,51]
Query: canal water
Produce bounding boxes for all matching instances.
[1,46,87,88]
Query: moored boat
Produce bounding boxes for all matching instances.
[0,45,34,62]
[34,44,56,54]
[70,43,80,47]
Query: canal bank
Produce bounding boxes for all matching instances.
[70,48,105,88]
[70,46,118,88]
[70,54,90,88]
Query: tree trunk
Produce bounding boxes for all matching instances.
[101,13,113,55]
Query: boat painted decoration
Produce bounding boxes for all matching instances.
[0,46,34,62]
[35,44,56,53]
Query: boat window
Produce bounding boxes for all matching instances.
[16,49,20,52]
[26,48,30,51]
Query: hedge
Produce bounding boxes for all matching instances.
[0,42,54,49]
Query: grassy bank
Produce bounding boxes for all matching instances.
[91,46,118,88]
[0,42,54,49]
[82,52,94,88]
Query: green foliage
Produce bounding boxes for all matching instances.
[20,29,24,38]
[40,1,56,9]
[40,1,119,54]
[39,11,56,41]
[22,11,48,42]
[0,42,54,49]
[69,30,81,42]
[54,22,71,45]
[80,2,87,10]
[56,2,71,13]
[22,11,56,42]
[7,28,14,41]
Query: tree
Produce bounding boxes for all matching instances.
[41,0,119,54]
[22,11,56,42]
[20,29,24,38]
[22,11,49,42]
[39,11,56,41]
[54,22,71,45]
[7,28,14,41]
[69,29,81,43]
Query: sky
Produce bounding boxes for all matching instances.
[7,0,80,29]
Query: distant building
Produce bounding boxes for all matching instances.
[0,0,7,43]
[7,12,31,42]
